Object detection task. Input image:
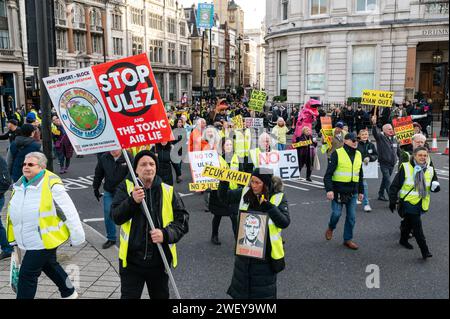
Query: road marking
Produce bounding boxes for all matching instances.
[311,175,324,179]
[284,183,309,191]
[437,175,448,180]
[287,179,324,189]
[83,218,105,223]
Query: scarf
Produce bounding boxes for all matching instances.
[413,160,428,198]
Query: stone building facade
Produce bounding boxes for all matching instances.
[0,0,25,120]
[264,0,449,114]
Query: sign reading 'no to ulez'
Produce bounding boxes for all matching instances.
[361,89,394,108]
[44,54,173,155]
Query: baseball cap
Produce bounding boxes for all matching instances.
[335,122,344,129]
[26,112,36,122]
[344,132,357,142]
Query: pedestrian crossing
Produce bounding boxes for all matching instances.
[284,175,325,192]
[435,168,449,180]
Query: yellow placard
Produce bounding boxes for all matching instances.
[232,115,244,129]
[189,182,219,192]
[292,139,312,148]
[202,166,251,186]
[248,90,267,112]
[361,89,394,107]
[321,129,332,149]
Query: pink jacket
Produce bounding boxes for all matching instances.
[293,99,320,141]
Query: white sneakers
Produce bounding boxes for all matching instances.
[364,205,372,212]
[62,291,79,299]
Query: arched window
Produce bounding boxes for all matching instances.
[90,8,102,28]
[55,1,66,20]
[72,4,85,28]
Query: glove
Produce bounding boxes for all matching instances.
[431,181,440,193]
[94,189,103,202]
[389,201,396,213]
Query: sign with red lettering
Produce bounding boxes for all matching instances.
[43,54,173,154]
[92,54,173,148]
[235,211,268,260]
[393,116,414,146]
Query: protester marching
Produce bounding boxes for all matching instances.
[0,52,447,301]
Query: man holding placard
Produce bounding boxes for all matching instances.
[111,151,189,299]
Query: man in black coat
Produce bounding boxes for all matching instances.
[111,151,189,299]
[0,119,20,144]
[0,155,13,260]
[93,149,133,249]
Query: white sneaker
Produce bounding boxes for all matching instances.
[356,200,362,205]
[364,205,372,212]
[62,291,79,299]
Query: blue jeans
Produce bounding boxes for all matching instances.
[0,194,13,254]
[363,181,370,206]
[328,195,357,242]
[277,144,286,151]
[378,165,394,198]
[103,191,117,242]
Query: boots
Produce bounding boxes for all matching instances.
[211,235,221,245]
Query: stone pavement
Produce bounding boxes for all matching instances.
[0,190,122,299]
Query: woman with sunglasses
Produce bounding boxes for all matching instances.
[5,152,85,299]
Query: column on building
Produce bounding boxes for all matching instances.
[265,42,276,98]
[327,32,348,103]
[404,45,417,101]
[379,29,408,101]
[287,36,301,103]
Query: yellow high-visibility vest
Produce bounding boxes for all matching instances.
[249,148,262,168]
[6,170,70,249]
[234,129,251,157]
[238,187,285,260]
[332,148,362,183]
[119,180,177,268]
[400,163,433,212]
[219,154,241,190]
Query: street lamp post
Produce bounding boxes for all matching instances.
[237,36,242,96]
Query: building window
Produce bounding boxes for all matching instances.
[167,18,176,34]
[131,7,144,26]
[92,35,103,54]
[185,10,191,20]
[169,73,177,101]
[278,50,287,97]
[167,0,175,7]
[55,1,66,25]
[90,8,102,29]
[310,0,328,16]
[180,22,186,37]
[112,12,122,30]
[306,47,326,91]
[352,46,376,97]
[56,30,67,50]
[154,73,164,100]
[72,4,85,29]
[56,59,70,74]
[149,40,163,63]
[0,0,6,17]
[281,0,289,20]
[356,0,377,12]
[132,36,143,55]
[180,45,187,66]
[0,30,9,49]
[181,74,188,92]
[168,42,176,64]
[74,32,86,52]
[113,37,123,56]
[149,13,163,31]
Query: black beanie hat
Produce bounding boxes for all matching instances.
[132,150,159,173]
[251,168,273,188]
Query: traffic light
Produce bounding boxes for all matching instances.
[25,76,36,91]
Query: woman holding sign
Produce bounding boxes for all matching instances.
[356,129,378,212]
[218,169,290,299]
[295,126,318,182]
[209,138,243,245]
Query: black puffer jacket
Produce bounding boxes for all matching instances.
[218,176,290,299]
[92,152,132,194]
[154,143,181,186]
[111,175,189,268]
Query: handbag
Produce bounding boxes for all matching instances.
[397,187,415,218]
[10,247,22,294]
[313,152,321,171]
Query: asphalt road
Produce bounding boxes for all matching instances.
[1,140,448,299]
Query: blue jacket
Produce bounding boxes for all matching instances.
[7,136,41,182]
